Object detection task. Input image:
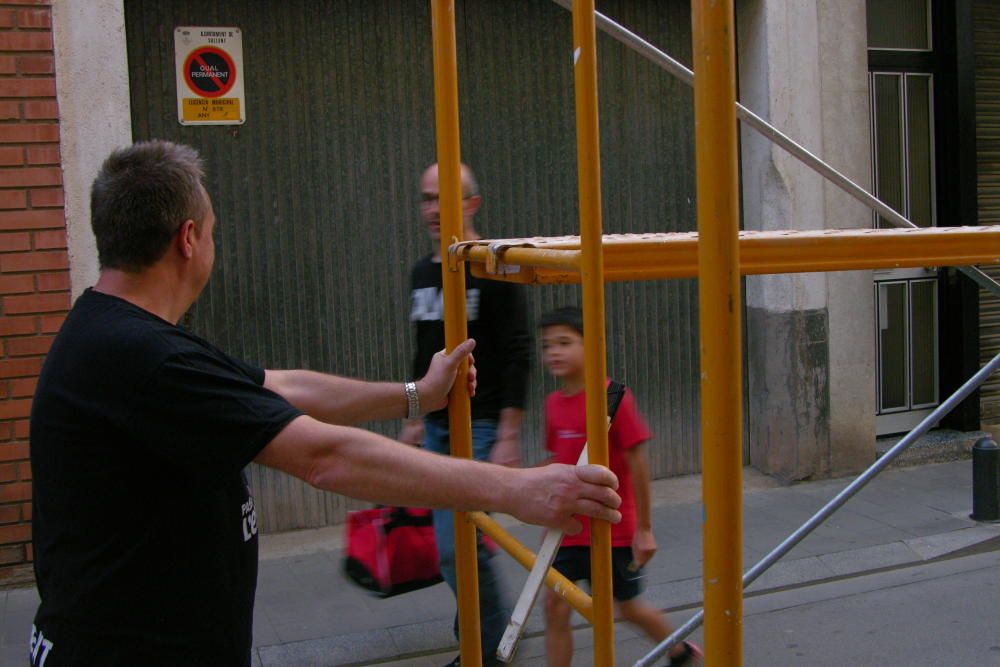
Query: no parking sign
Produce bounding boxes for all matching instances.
[174,27,246,125]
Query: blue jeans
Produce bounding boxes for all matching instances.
[424,419,510,659]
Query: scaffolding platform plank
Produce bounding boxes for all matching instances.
[448,226,1000,284]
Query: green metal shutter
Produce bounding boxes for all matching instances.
[125,0,700,532]
[975,0,1000,424]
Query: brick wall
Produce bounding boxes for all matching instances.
[0,0,68,585]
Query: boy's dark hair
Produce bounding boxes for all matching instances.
[539,306,583,336]
[90,140,208,271]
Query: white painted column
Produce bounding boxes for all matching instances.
[818,0,877,474]
[52,0,132,299]
[737,0,875,479]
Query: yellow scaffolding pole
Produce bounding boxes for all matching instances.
[692,0,743,664]
[571,1,615,665]
[430,2,481,665]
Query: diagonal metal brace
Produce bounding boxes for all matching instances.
[548,0,1000,298]
[633,351,1000,666]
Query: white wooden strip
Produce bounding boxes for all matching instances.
[496,435,596,662]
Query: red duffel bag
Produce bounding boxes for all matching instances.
[343,506,443,598]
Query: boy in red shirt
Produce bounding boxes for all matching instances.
[540,307,701,666]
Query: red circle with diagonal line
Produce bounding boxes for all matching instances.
[183,46,237,98]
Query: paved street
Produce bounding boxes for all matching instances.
[2,460,998,666]
[740,549,1000,666]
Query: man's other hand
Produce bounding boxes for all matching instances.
[489,435,520,467]
[489,406,523,468]
[398,419,424,447]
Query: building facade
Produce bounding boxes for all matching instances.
[0,0,993,582]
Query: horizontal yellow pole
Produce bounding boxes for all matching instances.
[452,245,581,273]
[467,512,594,623]
[459,226,1000,284]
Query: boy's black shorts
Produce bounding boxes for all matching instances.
[551,546,644,602]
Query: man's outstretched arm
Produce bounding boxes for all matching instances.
[264,339,477,426]
[255,415,621,534]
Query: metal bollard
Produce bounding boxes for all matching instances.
[971,438,999,522]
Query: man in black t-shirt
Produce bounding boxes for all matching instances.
[29,141,622,667]
[401,163,529,666]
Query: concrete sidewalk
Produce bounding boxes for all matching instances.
[1,460,998,666]
[249,459,999,666]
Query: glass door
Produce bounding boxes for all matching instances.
[874,277,939,433]
[868,0,939,435]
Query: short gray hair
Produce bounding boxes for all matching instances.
[90,140,208,271]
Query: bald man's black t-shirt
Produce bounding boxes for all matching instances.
[29,289,302,666]
[409,255,530,422]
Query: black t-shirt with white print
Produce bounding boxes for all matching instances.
[410,254,530,424]
[29,289,302,666]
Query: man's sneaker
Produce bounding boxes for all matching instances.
[442,655,504,667]
[667,641,703,666]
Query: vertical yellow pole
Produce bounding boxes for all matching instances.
[430,2,481,665]
[571,2,614,665]
[692,0,743,665]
